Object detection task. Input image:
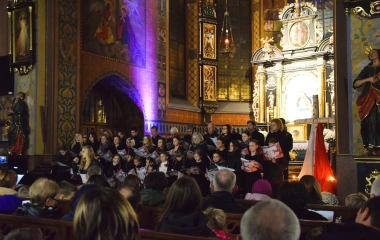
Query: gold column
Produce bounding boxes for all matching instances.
[275,71,282,119]
[258,74,265,123]
[318,65,326,118]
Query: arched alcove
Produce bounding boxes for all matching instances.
[81,73,145,138]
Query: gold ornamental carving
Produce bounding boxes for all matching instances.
[365,169,380,194]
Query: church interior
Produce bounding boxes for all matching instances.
[0,0,380,229]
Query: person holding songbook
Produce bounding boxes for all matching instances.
[105,154,124,178]
[173,148,190,172]
[242,139,264,196]
[190,150,209,196]
[158,152,172,177]
[263,137,287,197]
[208,151,227,171]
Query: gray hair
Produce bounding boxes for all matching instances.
[170,127,179,134]
[213,169,236,192]
[241,199,300,240]
[371,176,380,197]
[192,132,204,145]
[87,166,102,177]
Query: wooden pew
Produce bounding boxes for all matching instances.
[0,213,220,240]
[140,229,220,240]
[0,214,73,240]
[233,199,358,222]
[138,206,163,230]
[307,204,358,222]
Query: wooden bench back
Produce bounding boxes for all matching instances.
[0,214,219,240]
[233,199,358,222]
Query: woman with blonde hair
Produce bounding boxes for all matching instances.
[142,135,156,153]
[71,133,86,156]
[345,192,368,208]
[204,207,233,239]
[74,187,140,240]
[76,146,102,174]
[299,175,325,204]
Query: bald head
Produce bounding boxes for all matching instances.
[213,169,236,192]
[370,176,380,198]
[240,199,300,240]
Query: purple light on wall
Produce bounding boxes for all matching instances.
[129,3,160,122]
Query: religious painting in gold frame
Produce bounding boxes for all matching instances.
[287,124,307,142]
[203,65,217,101]
[288,21,309,48]
[9,1,35,75]
[203,23,216,59]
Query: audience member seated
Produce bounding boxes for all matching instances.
[62,184,99,221]
[55,181,77,200]
[370,176,380,198]
[141,172,167,208]
[245,179,272,201]
[74,187,140,240]
[17,185,30,198]
[13,178,61,218]
[277,181,327,221]
[239,199,300,240]
[299,175,325,204]
[157,176,216,237]
[204,207,233,239]
[86,165,102,180]
[0,170,22,214]
[118,183,142,214]
[345,192,368,208]
[123,174,142,191]
[321,191,340,205]
[202,169,247,214]
[86,174,110,188]
[3,227,43,240]
[310,197,380,239]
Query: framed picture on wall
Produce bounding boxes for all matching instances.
[9,0,35,75]
[287,124,307,142]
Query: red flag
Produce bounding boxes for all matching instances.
[314,123,337,194]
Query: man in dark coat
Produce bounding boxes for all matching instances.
[202,169,246,214]
[247,120,264,146]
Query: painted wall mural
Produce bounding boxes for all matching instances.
[58,0,78,147]
[82,0,146,68]
[350,15,380,155]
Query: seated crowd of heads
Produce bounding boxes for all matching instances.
[1,122,380,239]
[1,166,380,239]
